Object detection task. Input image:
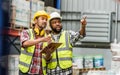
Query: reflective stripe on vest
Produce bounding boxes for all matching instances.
[19,61,30,68]
[47,31,73,69]
[57,47,72,51]
[21,50,33,56]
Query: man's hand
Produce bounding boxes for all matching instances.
[44,46,53,61]
[81,16,87,26]
[41,35,52,43]
[45,53,52,61]
[79,16,87,37]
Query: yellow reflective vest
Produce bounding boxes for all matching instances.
[44,31,73,69]
[19,29,46,75]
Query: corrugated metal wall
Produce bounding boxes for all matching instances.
[61,0,115,12]
[81,11,113,43]
[61,11,81,31]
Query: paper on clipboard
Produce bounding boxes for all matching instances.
[40,42,62,54]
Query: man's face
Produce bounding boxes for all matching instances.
[50,18,62,34]
[37,15,47,29]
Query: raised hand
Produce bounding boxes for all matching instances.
[81,16,87,26]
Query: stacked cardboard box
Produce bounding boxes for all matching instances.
[9,0,29,28]
[9,0,45,29]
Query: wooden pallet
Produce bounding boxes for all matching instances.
[79,67,106,73]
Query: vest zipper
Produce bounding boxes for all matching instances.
[56,49,59,66]
[51,34,60,67]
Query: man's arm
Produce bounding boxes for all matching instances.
[79,16,87,37]
[22,36,51,47]
[69,16,87,45]
[20,30,51,48]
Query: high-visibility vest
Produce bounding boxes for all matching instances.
[19,29,46,75]
[44,31,73,69]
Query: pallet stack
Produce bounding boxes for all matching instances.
[9,0,45,30]
[9,0,29,30]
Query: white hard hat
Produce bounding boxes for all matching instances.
[49,12,62,21]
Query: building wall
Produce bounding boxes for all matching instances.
[61,0,115,12]
[60,0,120,70]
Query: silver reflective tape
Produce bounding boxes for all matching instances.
[65,31,69,47]
[19,61,30,67]
[21,50,33,56]
[57,47,72,51]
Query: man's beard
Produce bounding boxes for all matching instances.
[51,26,62,34]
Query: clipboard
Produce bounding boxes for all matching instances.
[40,42,62,54]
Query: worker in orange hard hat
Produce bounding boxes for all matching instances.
[19,10,52,75]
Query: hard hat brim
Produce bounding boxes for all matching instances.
[33,14,50,21]
[49,17,62,22]
[33,11,50,21]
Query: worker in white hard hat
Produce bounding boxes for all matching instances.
[19,10,52,75]
[43,12,87,75]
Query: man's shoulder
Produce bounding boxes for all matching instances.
[63,30,75,34]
